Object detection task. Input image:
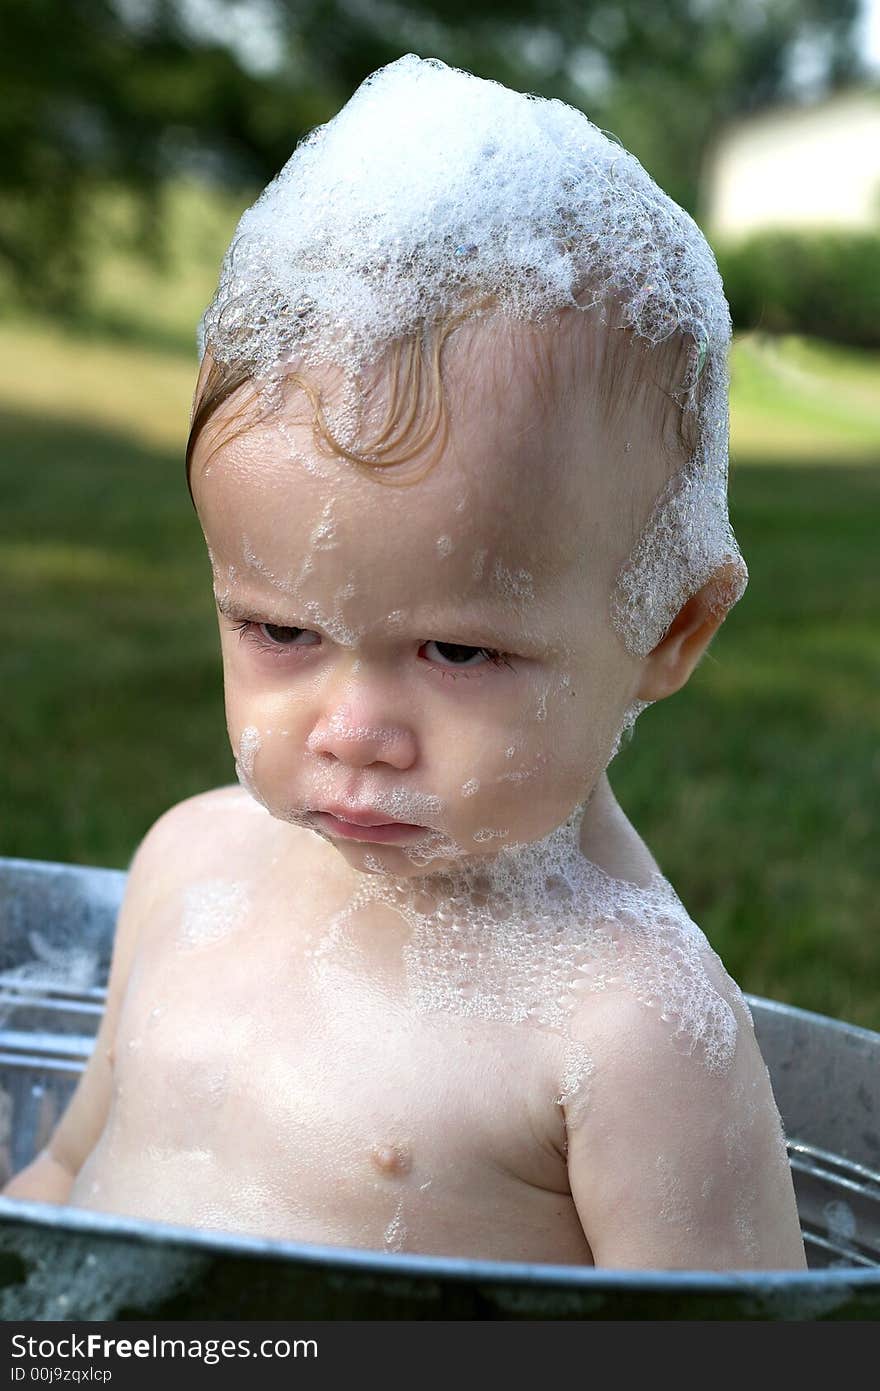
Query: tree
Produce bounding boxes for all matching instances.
[0,0,868,310]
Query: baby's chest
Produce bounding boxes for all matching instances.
[109,927,568,1201]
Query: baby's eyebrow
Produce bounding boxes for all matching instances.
[214,592,269,622]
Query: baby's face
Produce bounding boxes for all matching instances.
[191,318,658,878]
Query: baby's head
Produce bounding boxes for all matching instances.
[186,55,748,880]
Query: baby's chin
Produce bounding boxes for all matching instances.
[306,824,484,880]
[283,812,532,882]
[239,777,582,881]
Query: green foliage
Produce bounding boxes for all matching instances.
[0,0,869,310]
[0,0,330,312]
[718,230,880,348]
[611,461,880,1029]
[729,331,880,461]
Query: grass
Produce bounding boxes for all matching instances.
[0,184,877,1029]
[614,463,879,1029]
[730,331,880,463]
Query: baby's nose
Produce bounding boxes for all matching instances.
[306,703,416,770]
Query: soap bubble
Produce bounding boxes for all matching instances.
[197,54,747,665]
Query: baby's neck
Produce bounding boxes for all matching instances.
[575,774,661,889]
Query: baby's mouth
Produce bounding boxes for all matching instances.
[311,810,426,843]
[316,804,415,828]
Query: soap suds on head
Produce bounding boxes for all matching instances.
[198,53,748,669]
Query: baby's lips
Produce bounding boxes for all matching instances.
[316,803,423,828]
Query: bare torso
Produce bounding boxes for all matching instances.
[70,785,664,1263]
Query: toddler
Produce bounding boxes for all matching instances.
[5,56,806,1270]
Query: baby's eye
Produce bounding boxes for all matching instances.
[230,620,511,675]
[231,620,318,654]
[422,640,510,673]
[259,623,316,647]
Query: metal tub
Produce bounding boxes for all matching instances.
[1,855,878,1320]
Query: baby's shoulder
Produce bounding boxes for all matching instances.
[142,782,254,839]
[561,910,773,1162]
[126,785,274,904]
[561,933,800,1268]
[564,886,757,1088]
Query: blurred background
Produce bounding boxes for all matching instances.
[0,1,877,1027]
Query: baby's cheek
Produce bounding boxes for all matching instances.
[466,698,589,838]
[535,675,614,784]
[221,717,281,813]
[222,664,259,742]
[222,688,244,755]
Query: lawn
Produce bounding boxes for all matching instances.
[0,184,877,1029]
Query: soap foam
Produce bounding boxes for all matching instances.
[234,724,270,810]
[0,931,99,1027]
[0,1225,207,1320]
[824,1198,857,1243]
[555,1041,594,1130]
[198,53,748,667]
[306,799,742,1095]
[176,880,251,948]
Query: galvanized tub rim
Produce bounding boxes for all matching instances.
[1,1194,876,1297]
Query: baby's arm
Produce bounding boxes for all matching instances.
[2,802,188,1203]
[564,992,807,1270]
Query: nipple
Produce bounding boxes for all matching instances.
[369,1141,412,1177]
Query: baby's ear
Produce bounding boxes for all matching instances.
[635,561,745,703]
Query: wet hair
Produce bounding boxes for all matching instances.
[187,311,462,502]
[185,303,700,507]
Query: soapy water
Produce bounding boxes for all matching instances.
[383,1196,406,1252]
[0,1226,208,1321]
